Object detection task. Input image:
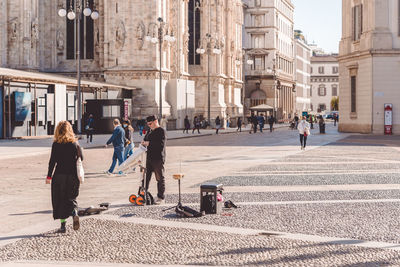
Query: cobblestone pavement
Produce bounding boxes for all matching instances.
[3,124,400,266]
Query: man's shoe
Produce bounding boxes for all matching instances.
[103,170,112,175]
[117,171,127,176]
[57,222,66,233]
[73,215,80,231]
[154,198,165,205]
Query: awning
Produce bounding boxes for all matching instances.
[0,67,136,90]
[250,104,274,111]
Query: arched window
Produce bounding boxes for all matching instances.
[250,89,267,107]
[66,0,95,60]
[188,0,201,65]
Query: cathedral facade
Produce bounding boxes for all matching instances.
[0,0,244,129]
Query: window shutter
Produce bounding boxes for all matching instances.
[352,6,355,41]
[358,4,363,39]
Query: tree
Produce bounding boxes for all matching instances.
[331,97,339,111]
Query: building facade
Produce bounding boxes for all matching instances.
[0,0,244,130]
[294,32,311,114]
[310,55,339,114]
[243,0,296,120]
[339,0,400,134]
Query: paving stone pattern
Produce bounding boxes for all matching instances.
[1,218,400,266]
[110,202,400,244]
[164,190,400,204]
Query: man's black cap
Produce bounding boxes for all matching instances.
[146,115,157,122]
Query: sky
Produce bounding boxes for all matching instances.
[291,0,342,53]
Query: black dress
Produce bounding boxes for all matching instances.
[47,142,83,220]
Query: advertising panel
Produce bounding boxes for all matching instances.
[14,92,32,122]
[384,103,393,135]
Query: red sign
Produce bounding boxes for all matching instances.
[384,104,392,135]
[124,101,129,120]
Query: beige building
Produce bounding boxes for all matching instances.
[310,55,339,114]
[294,32,311,114]
[243,0,296,120]
[0,0,243,129]
[339,0,400,134]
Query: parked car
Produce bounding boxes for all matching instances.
[326,111,339,120]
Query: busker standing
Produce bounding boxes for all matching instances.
[85,114,94,143]
[268,115,275,132]
[215,116,221,134]
[183,115,190,134]
[104,119,126,176]
[141,115,166,205]
[123,119,134,160]
[237,117,242,132]
[298,116,311,150]
[46,121,82,233]
[192,116,201,134]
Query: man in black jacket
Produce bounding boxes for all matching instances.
[141,115,166,205]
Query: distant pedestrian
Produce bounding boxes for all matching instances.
[85,114,94,143]
[294,114,299,129]
[298,116,310,150]
[319,116,325,134]
[183,115,190,134]
[137,117,145,136]
[250,113,258,133]
[309,115,314,129]
[226,114,230,128]
[123,120,134,161]
[215,116,221,134]
[333,113,338,126]
[160,115,168,131]
[258,114,265,133]
[192,116,201,134]
[104,119,126,176]
[46,120,82,233]
[268,116,275,132]
[237,117,242,132]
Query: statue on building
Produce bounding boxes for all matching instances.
[136,21,145,49]
[56,30,64,51]
[115,21,126,50]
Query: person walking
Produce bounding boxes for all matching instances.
[319,116,326,134]
[298,116,310,150]
[137,117,145,137]
[183,115,190,134]
[215,116,221,134]
[249,113,258,133]
[123,120,134,161]
[46,121,82,233]
[192,116,201,134]
[333,113,338,126]
[237,117,242,132]
[268,115,275,132]
[142,115,166,205]
[104,119,126,176]
[258,114,265,133]
[226,114,230,128]
[309,115,314,129]
[294,114,299,129]
[85,114,94,143]
[160,115,168,131]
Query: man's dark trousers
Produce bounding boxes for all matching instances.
[145,160,165,199]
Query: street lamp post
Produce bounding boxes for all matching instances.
[238,51,253,123]
[58,1,99,134]
[145,18,175,121]
[196,34,221,126]
[267,58,277,119]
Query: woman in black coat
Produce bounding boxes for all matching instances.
[46,121,83,233]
